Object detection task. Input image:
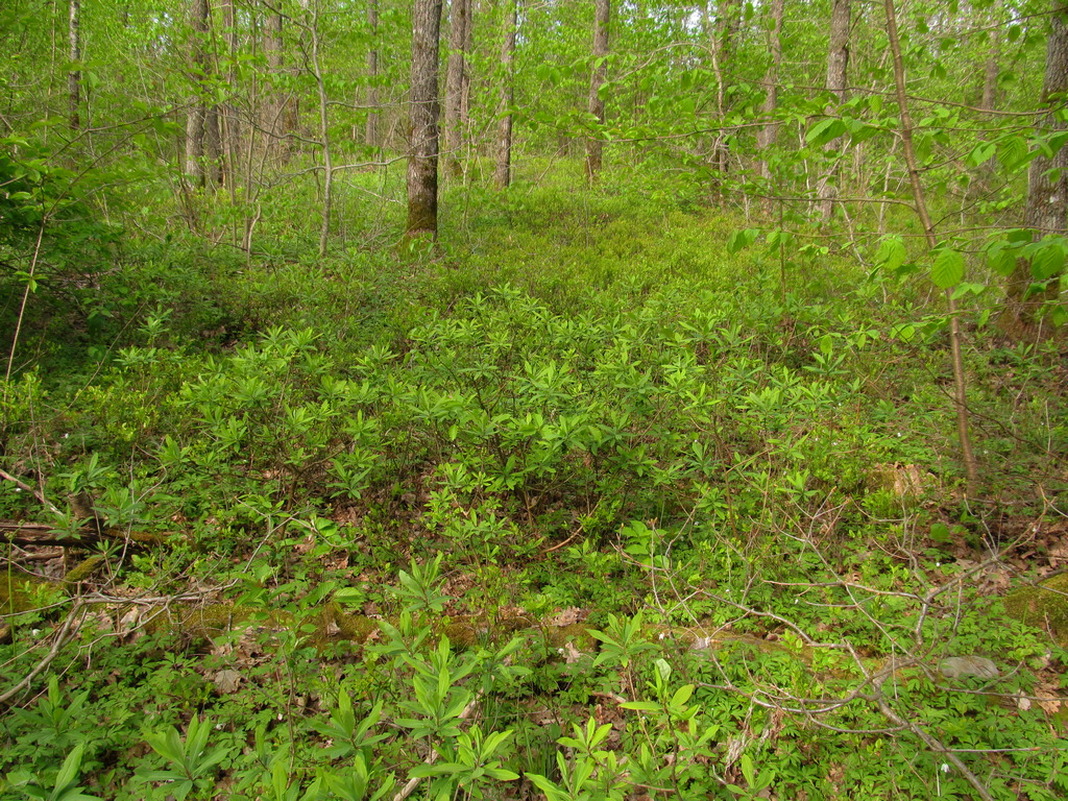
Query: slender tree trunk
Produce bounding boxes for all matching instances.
[444,0,471,178]
[263,7,284,157]
[817,0,850,221]
[884,0,980,499]
[1002,0,1068,340]
[585,0,610,182]
[407,0,444,236]
[185,0,211,183]
[68,0,81,130]
[756,0,784,204]
[495,0,518,189]
[708,0,739,193]
[303,0,334,256]
[366,0,380,149]
[981,30,1000,112]
[219,0,237,193]
[460,0,472,142]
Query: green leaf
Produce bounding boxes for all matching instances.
[985,241,1016,276]
[931,248,965,289]
[670,684,695,707]
[1031,241,1065,280]
[968,142,996,167]
[875,236,907,271]
[740,753,757,787]
[619,701,660,712]
[727,228,759,255]
[53,745,84,792]
[333,587,362,603]
[806,117,846,147]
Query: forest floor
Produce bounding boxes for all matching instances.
[1,166,1067,800]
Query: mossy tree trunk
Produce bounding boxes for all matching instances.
[584,0,610,182]
[1002,0,1068,340]
[407,0,444,237]
[495,0,518,189]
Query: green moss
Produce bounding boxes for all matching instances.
[0,566,62,615]
[1003,573,1068,646]
[64,555,105,586]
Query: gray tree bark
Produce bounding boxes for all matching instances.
[981,30,1000,112]
[68,0,81,130]
[407,0,444,236]
[366,0,380,148]
[495,0,518,189]
[817,0,850,220]
[584,0,610,181]
[184,0,211,183]
[708,0,739,189]
[1003,0,1068,339]
[444,0,471,177]
[756,0,784,194]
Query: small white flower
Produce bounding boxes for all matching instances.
[31,629,41,637]
[941,763,950,774]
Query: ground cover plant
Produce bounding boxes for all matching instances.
[3,1,1068,796]
[1,163,1066,800]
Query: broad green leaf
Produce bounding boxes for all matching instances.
[875,236,907,271]
[968,142,996,167]
[727,228,759,255]
[986,241,1016,276]
[1031,241,1065,280]
[53,745,85,794]
[620,701,660,712]
[806,117,846,147]
[931,248,965,289]
[671,684,695,707]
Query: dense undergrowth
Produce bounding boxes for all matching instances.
[1,161,1067,800]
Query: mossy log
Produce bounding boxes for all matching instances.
[1003,572,1068,646]
[0,520,169,548]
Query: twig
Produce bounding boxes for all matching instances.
[869,676,995,801]
[392,692,482,801]
[0,599,85,707]
[0,468,60,516]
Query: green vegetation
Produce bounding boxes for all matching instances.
[1,162,1066,800]
[3,0,1068,798]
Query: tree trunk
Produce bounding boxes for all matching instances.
[263,6,286,160]
[708,0,740,193]
[407,0,444,236]
[68,0,81,130]
[444,0,471,178]
[495,0,518,189]
[884,0,980,499]
[366,0,380,149]
[185,0,211,183]
[302,0,334,256]
[584,0,610,182]
[817,0,850,221]
[1002,0,1068,339]
[756,0,784,202]
[981,30,1000,112]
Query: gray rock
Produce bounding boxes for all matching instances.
[939,656,999,680]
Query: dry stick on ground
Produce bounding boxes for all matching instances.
[641,502,1016,800]
[867,673,996,801]
[0,598,85,707]
[391,691,483,801]
[0,469,60,517]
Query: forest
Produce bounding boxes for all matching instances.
[1,0,1067,798]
